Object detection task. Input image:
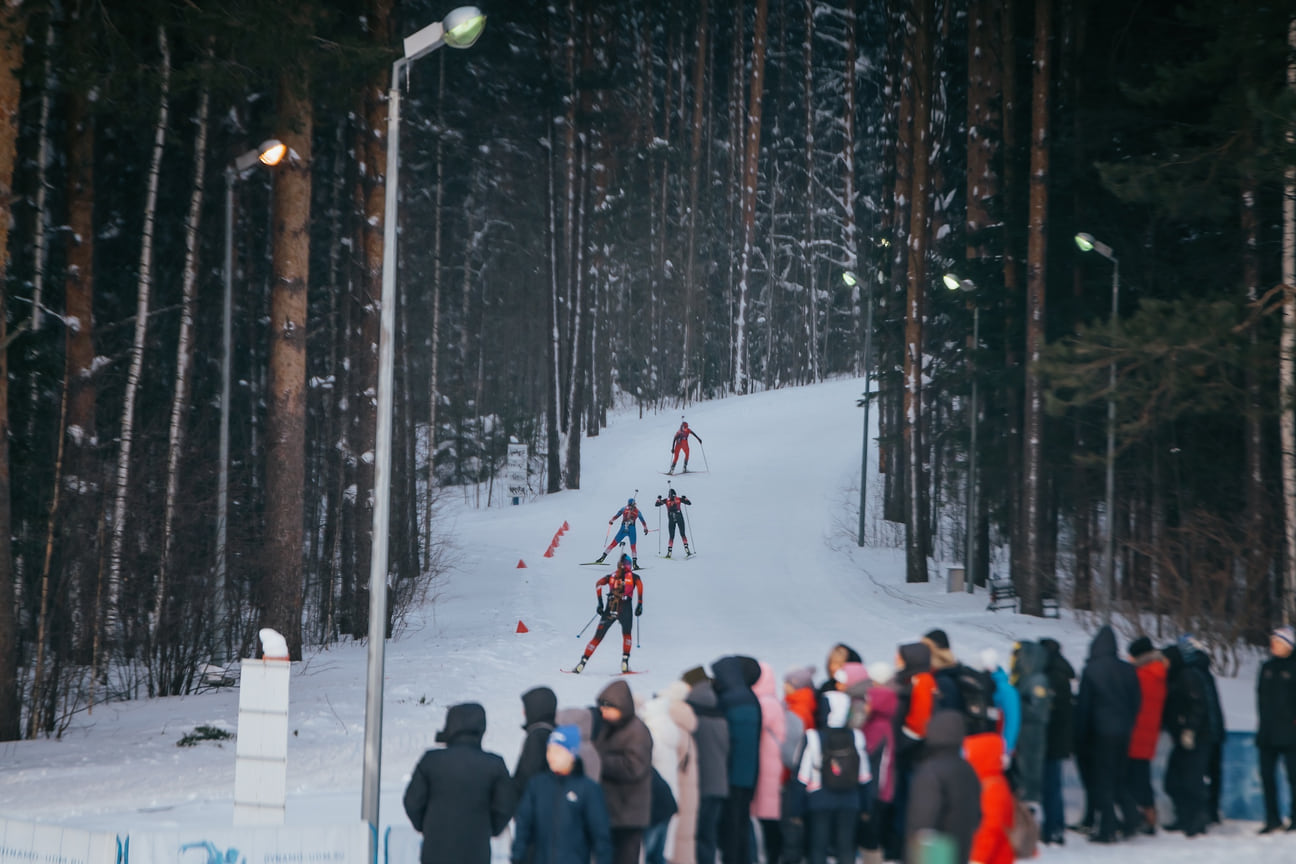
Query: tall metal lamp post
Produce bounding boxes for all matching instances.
[363,5,486,841]
[219,139,285,655]
[1075,231,1119,625]
[843,269,876,546]
[943,274,979,594]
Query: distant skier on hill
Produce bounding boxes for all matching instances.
[574,555,645,674]
[669,421,702,474]
[654,489,692,558]
[595,498,649,568]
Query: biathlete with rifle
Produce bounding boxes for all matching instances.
[594,498,648,569]
[573,554,644,674]
[669,421,702,474]
[654,488,692,558]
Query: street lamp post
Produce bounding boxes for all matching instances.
[944,274,979,594]
[363,5,485,840]
[219,139,284,658]
[1075,232,1119,626]
[843,270,875,546]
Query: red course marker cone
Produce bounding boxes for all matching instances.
[516,559,527,568]
[543,544,555,558]
[562,521,570,532]
[516,620,529,633]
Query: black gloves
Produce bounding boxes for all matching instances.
[596,601,604,616]
[635,602,643,616]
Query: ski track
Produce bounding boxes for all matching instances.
[0,377,1281,864]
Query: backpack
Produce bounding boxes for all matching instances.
[952,664,999,735]
[820,727,861,793]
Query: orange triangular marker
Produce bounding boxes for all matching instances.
[562,521,570,532]
[543,545,555,558]
[516,620,529,633]
[516,559,527,568]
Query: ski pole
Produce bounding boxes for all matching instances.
[657,506,662,555]
[684,506,697,554]
[577,611,599,638]
[636,613,641,648]
[699,440,710,472]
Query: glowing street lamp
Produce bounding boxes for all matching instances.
[1075,231,1119,625]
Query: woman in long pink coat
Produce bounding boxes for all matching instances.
[662,679,699,864]
[752,661,788,863]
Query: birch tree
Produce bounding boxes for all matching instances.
[734,0,769,394]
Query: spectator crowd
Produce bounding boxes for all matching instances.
[401,623,1296,864]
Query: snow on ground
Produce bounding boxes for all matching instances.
[0,376,1290,861]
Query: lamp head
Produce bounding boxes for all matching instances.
[943,273,975,293]
[1074,232,1116,261]
[258,139,286,167]
[443,6,486,48]
[842,271,859,288]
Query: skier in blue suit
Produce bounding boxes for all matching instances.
[595,499,649,569]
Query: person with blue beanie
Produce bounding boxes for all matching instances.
[511,725,613,864]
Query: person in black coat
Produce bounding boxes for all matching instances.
[1257,625,1296,833]
[1038,637,1075,845]
[514,686,558,799]
[1161,640,1219,837]
[1074,625,1141,843]
[593,679,654,864]
[712,654,762,864]
[403,702,515,864]
[904,711,981,864]
[511,724,614,864]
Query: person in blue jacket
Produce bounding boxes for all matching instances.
[595,499,649,569]
[712,655,762,864]
[511,725,614,864]
[978,648,1022,759]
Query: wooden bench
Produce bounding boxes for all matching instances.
[1041,595,1060,618]
[987,577,1018,612]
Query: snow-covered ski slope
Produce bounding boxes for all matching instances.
[0,376,1287,861]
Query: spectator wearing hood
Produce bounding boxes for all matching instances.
[685,671,729,864]
[796,690,872,864]
[514,686,558,801]
[1257,625,1296,833]
[922,629,965,714]
[1009,641,1051,808]
[1161,639,1220,838]
[893,642,938,851]
[1125,637,1167,835]
[904,711,981,864]
[861,663,899,864]
[965,731,1014,864]
[403,702,515,864]
[511,725,613,864]
[752,661,788,864]
[712,655,762,864]
[1038,637,1075,845]
[656,681,700,864]
[821,643,863,693]
[556,705,602,781]
[1074,625,1141,843]
[593,680,654,864]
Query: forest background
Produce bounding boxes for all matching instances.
[0,0,1294,741]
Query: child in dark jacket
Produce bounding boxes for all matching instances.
[511,725,613,864]
[796,690,873,864]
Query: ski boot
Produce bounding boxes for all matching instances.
[685,545,692,557]
[667,465,675,475]
[573,658,586,674]
[632,557,641,570]
[664,547,672,558]
[594,552,607,564]
[683,460,689,473]
[621,655,630,673]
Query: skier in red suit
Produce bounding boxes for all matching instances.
[573,555,644,674]
[669,421,702,474]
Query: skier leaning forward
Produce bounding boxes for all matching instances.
[596,498,649,569]
[654,489,692,558]
[574,554,644,675]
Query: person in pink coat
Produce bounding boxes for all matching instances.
[662,680,700,864]
[861,661,899,864]
[752,661,788,864]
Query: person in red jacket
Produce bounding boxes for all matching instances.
[966,731,1015,864]
[573,556,644,674]
[1125,636,1168,835]
[669,421,702,474]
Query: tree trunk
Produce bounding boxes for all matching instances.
[106,26,170,661]
[1020,0,1051,617]
[734,0,769,395]
[154,54,209,690]
[903,0,934,583]
[1282,15,1296,626]
[683,0,709,401]
[264,70,313,659]
[1242,166,1267,612]
[802,0,820,383]
[0,0,24,742]
[966,0,1001,260]
[547,71,563,495]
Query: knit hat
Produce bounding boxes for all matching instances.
[548,724,581,756]
[867,660,895,685]
[1274,626,1296,650]
[979,648,1000,672]
[1128,636,1154,658]
[682,665,710,687]
[924,629,951,650]
[783,665,816,691]
[834,661,871,689]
